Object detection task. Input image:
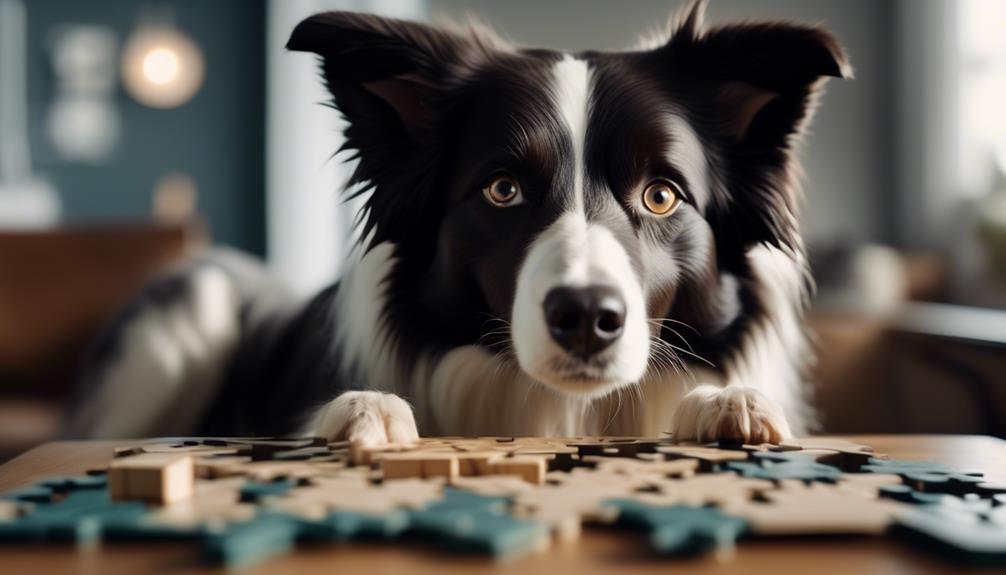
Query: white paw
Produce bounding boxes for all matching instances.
[308,391,420,447]
[671,385,791,444]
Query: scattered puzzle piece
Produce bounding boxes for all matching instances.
[606,499,747,557]
[724,481,905,535]
[893,505,1006,565]
[726,459,843,483]
[410,489,547,558]
[202,513,299,567]
[108,452,194,505]
[3,435,1005,568]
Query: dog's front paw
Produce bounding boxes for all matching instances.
[671,385,791,444]
[308,391,419,447]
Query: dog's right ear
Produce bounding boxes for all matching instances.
[287,12,506,245]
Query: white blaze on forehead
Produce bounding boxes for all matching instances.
[551,55,591,213]
[664,113,711,209]
[508,55,652,395]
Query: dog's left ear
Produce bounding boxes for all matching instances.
[656,0,851,255]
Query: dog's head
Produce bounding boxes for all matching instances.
[288,0,848,398]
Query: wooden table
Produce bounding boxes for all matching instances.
[1,435,1004,574]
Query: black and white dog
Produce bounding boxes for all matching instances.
[67,0,849,448]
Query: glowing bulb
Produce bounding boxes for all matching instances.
[122,27,204,109]
[142,48,179,85]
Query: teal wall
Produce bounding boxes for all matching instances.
[25,0,267,255]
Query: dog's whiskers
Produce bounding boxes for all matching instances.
[647,318,700,354]
[647,317,701,337]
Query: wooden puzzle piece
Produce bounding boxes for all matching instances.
[724,481,905,535]
[1,484,54,503]
[862,459,990,497]
[893,505,1006,565]
[409,488,549,558]
[0,487,148,543]
[567,438,661,458]
[240,479,297,503]
[142,476,252,530]
[777,438,875,454]
[725,458,843,483]
[108,452,194,505]
[379,452,459,482]
[634,472,775,507]
[451,475,534,497]
[655,445,750,472]
[836,472,904,498]
[240,461,328,482]
[0,500,20,520]
[878,484,947,505]
[141,444,243,457]
[39,474,109,492]
[487,455,548,485]
[201,513,300,568]
[194,455,253,479]
[294,508,411,540]
[4,435,1006,568]
[581,455,698,478]
[606,499,747,557]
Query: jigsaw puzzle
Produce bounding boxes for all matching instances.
[2,436,1005,567]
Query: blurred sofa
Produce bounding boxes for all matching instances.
[0,220,206,460]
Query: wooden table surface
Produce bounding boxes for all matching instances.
[1,435,1004,575]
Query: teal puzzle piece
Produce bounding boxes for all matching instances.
[606,499,748,556]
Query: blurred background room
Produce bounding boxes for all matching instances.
[1,0,1005,460]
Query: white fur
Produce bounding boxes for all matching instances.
[726,244,813,433]
[510,214,650,395]
[551,55,590,213]
[329,241,401,393]
[311,239,808,441]
[671,385,791,443]
[70,266,240,438]
[306,390,419,447]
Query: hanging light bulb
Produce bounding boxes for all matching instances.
[121,23,204,109]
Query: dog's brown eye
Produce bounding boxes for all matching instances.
[641,180,683,216]
[483,176,523,207]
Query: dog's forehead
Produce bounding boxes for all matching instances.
[457,50,710,213]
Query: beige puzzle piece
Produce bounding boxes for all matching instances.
[451,475,534,497]
[488,455,549,485]
[145,479,256,528]
[655,445,751,468]
[0,500,20,520]
[108,452,194,505]
[582,455,698,478]
[635,472,775,507]
[724,481,907,535]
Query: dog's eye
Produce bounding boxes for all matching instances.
[483,176,524,207]
[641,180,683,216]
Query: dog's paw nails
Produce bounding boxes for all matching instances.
[671,385,791,444]
[309,391,419,447]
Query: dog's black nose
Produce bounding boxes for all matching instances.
[543,286,626,359]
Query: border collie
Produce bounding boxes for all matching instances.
[67,0,849,448]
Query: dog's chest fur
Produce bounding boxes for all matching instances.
[334,240,811,437]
